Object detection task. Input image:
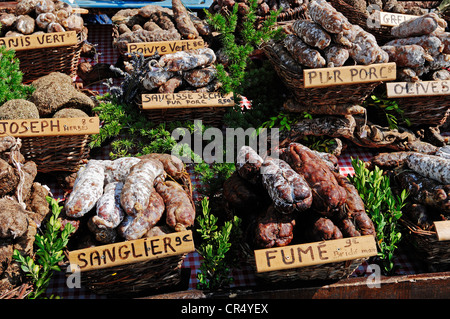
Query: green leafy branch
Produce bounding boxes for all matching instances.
[204,0,282,95]
[348,158,408,275]
[363,94,411,130]
[196,197,241,290]
[13,197,75,299]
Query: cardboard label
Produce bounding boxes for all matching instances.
[68,230,195,272]
[379,11,418,27]
[141,92,235,109]
[0,117,99,138]
[0,31,77,51]
[386,81,450,98]
[254,235,378,273]
[127,39,205,56]
[303,63,397,88]
[434,221,450,241]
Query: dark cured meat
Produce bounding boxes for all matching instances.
[261,157,313,214]
[281,143,347,215]
[254,205,296,248]
[236,146,264,185]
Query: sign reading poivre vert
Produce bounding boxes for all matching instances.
[127,39,205,56]
[0,117,99,138]
[254,235,378,273]
[141,92,235,109]
[0,31,77,51]
[386,81,450,98]
[303,63,396,88]
[68,230,195,272]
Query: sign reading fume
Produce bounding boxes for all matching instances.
[254,235,377,273]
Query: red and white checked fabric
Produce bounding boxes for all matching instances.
[41,24,434,299]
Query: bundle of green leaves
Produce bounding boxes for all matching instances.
[349,158,408,275]
[0,46,35,105]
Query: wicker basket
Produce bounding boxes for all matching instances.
[15,31,85,84]
[66,174,194,295]
[20,134,92,173]
[400,218,450,272]
[240,241,365,283]
[262,42,381,109]
[391,96,450,127]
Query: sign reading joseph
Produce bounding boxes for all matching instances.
[0,31,77,51]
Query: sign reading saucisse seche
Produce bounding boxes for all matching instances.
[303,62,397,88]
[254,235,378,273]
[68,230,195,272]
[141,92,235,109]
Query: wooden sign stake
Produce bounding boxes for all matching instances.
[303,63,396,88]
[68,230,195,272]
[254,235,378,273]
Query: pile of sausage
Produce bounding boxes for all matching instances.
[64,154,195,245]
[271,0,388,74]
[223,144,375,249]
[138,48,221,93]
[112,0,210,54]
[380,13,450,81]
[371,149,450,231]
[0,0,84,37]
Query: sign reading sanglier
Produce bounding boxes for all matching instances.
[68,230,195,272]
[0,31,77,51]
[0,117,99,138]
[303,63,396,88]
[254,235,378,273]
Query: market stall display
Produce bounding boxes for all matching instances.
[0,0,449,300]
[0,0,87,82]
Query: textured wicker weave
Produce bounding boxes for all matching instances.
[66,175,193,295]
[262,41,381,109]
[392,96,450,126]
[20,134,91,173]
[16,31,85,83]
[400,218,450,271]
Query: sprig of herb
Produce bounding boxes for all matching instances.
[363,94,411,129]
[0,46,35,105]
[348,158,408,275]
[196,197,241,290]
[205,0,282,95]
[13,197,75,299]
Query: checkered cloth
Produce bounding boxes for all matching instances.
[42,24,431,299]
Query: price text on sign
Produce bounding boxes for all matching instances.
[127,39,205,56]
[0,117,99,138]
[386,81,450,98]
[434,221,450,241]
[379,11,418,26]
[0,31,77,51]
[68,230,195,272]
[254,235,378,273]
[303,62,397,88]
[141,92,235,109]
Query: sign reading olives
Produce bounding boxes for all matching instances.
[68,230,195,271]
[0,31,77,51]
[303,62,397,88]
[254,235,377,273]
[386,81,450,98]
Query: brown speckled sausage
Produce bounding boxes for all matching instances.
[236,146,264,185]
[155,180,195,231]
[254,204,296,248]
[120,159,166,217]
[65,160,105,218]
[93,182,125,229]
[292,19,331,50]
